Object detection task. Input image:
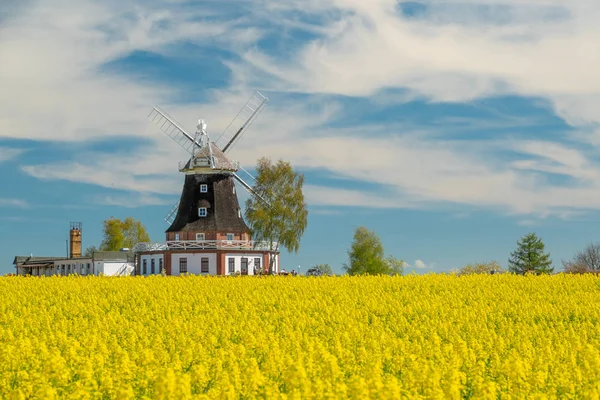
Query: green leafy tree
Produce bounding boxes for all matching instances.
[344,227,388,275]
[83,245,98,258]
[508,233,553,274]
[245,157,308,274]
[311,264,333,276]
[100,217,150,251]
[386,255,406,276]
[459,261,503,275]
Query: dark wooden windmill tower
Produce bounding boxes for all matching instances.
[135,92,276,276]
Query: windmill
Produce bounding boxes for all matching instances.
[147,91,268,241]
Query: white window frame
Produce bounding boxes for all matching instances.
[200,184,208,193]
[175,233,180,241]
[198,207,207,217]
[226,233,234,242]
[196,233,205,241]
[201,257,209,274]
[180,258,188,274]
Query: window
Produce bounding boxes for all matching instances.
[226,233,234,241]
[143,259,147,275]
[196,233,205,241]
[180,258,188,274]
[87,263,91,274]
[241,258,248,275]
[198,207,207,217]
[228,258,235,273]
[254,258,261,270]
[175,233,180,241]
[201,257,209,273]
[159,258,163,274]
[200,184,208,193]
[151,259,155,274]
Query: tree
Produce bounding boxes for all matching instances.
[386,255,405,276]
[508,233,553,274]
[563,242,600,273]
[310,264,333,276]
[245,158,308,274]
[459,261,503,275]
[84,245,98,258]
[99,217,150,251]
[344,226,402,275]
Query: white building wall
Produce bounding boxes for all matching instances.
[94,261,134,276]
[171,253,217,276]
[224,253,277,275]
[139,254,165,276]
[52,259,93,276]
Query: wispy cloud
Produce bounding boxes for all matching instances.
[412,259,435,269]
[0,147,25,163]
[240,0,600,126]
[0,198,27,208]
[5,0,600,221]
[93,193,174,208]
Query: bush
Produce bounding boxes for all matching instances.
[459,261,503,275]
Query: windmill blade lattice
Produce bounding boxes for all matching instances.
[164,200,180,225]
[233,172,268,205]
[216,91,268,153]
[149,107,202,154]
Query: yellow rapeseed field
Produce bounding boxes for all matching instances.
[1,274,600,399]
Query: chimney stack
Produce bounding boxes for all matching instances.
[69,222,82,259]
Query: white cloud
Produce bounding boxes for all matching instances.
[404,259,435,269]
[413,259,435,269]
[0,147,24,163]
[93,193,174,208]
[6,0,600,220]
[240,0,600,126]
[0,0,243,143]
[0,198,27,208]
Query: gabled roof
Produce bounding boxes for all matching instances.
[13,256,65,265]
[182,142,238,171]
[92,251,134,262]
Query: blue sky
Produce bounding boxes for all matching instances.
[1,0,599,275]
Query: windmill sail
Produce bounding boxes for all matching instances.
[164,200,180,225]
[149,107,202,154]
[233,172,268,205]
[216,91,268,153]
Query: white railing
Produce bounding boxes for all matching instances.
[133,240,277,253]
[114,263,131,277]
[178,159,240,171]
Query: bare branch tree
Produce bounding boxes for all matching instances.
[563,242,600,273]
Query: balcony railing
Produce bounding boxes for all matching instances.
[178,158,240,171]
[133,240,277,253]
